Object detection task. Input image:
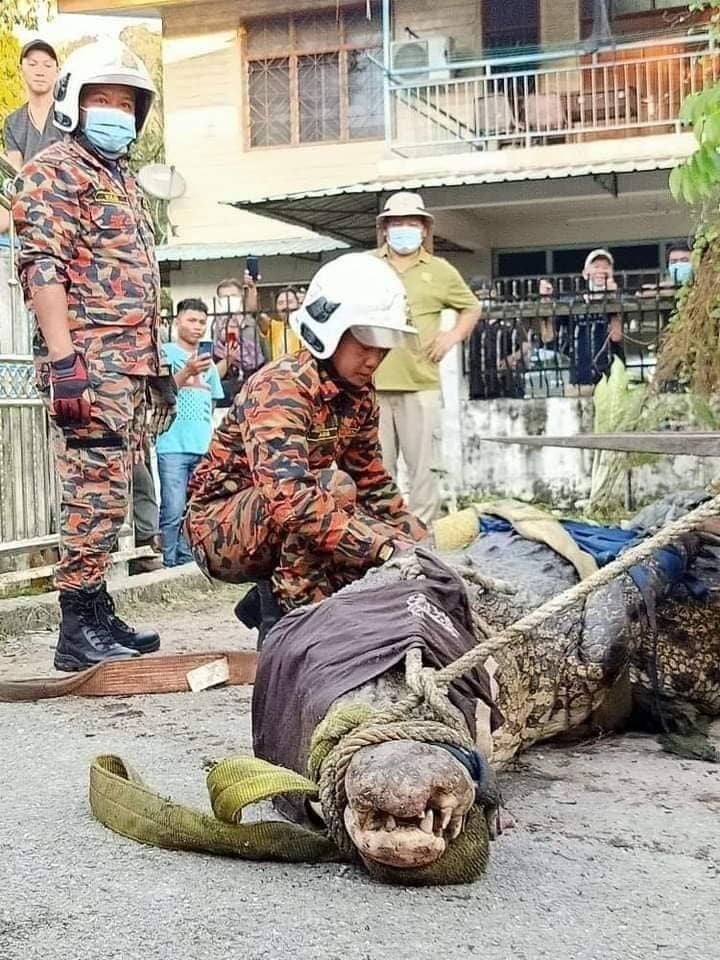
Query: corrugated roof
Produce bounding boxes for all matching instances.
[228,157,681,249]
[157,235,348,263]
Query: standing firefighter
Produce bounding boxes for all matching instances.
[186,254,428,645]
[12,42,168,672]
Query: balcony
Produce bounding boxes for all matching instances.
[388,35,719,158]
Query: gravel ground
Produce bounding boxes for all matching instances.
[1,588,718,960]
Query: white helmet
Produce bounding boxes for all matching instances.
[54,41,156,135]
[290,253,419,360]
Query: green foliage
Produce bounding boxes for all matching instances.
[670,1,720,203]
[0,2,54,32]
[589,358,720,511]
[0,30,23,151]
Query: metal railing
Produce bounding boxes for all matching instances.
[465,282,680,400]
[389,34,719,155]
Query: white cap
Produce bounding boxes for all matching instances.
[583,248,614,273]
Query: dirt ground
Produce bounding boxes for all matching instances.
[1,587,718,960]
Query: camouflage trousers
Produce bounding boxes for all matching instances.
[43,371,147,592]
[185,469,401,609]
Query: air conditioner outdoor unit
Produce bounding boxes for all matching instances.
[390,36,451,83]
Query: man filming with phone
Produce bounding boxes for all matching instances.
[212,266,265,407]
[156,298,223,567]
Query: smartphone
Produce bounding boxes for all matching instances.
[246,255,260,281]
[197,340,213,357]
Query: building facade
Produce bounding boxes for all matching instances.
[57,0,709,303]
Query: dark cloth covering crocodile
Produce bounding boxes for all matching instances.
[252,550,501,816]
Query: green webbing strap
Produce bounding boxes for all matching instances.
[89,754,343,863]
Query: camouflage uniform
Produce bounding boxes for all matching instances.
[12,136,160,591]
[186,349,427,608]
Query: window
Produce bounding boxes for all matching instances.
[581,0,687,16]
[612,0,687,12]
[496,242,662,277]
[247,9,384,148]
[483,0,539,51]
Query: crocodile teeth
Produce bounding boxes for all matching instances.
[384,815,397,831]
[439,808,453,831]
[448,814,464,840]
[419,809,434,834]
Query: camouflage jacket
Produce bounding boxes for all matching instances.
[12,136,160,376]
[188,350,427,563]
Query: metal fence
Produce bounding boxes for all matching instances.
[465,286,678,400]
[0,244,61,571]
[390,34,718,155]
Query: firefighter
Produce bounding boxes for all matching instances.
[12,41,172,672]
[185,253,428,645]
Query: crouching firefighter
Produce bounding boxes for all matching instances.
[12,41,174,671]
[185,253,428,645]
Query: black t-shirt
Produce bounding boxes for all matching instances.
[3,104,62,164]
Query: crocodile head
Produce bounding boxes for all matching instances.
[342,740,476,869]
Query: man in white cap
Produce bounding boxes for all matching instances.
[374,191,481,524]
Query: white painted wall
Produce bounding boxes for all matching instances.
[441,382,720,508]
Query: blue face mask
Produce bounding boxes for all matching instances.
[669,261,693,285]
[82,107,137,156]
[387,225,423,255]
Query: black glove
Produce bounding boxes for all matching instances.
[49,352,92,427]
[146,364,178,438]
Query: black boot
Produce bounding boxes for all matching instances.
[233,581,284,650]
[96,583,160,654]
[256,581,285,651]
[55,588,139,673]
[234,584,262,629]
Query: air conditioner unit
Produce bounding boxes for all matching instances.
[390,36,451,83]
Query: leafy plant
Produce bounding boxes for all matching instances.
[0,2,55,33]
[0,30,23,151]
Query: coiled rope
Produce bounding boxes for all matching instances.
[316,492,720,851]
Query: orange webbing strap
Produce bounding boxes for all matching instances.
[0,650,257,702]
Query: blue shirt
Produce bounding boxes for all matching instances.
[156,342,224,455]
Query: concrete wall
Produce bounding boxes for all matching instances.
[451,391,719,509]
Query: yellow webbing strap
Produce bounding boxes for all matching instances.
[89,754,342,863]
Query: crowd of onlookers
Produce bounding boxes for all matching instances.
[465,241,692,400]
[136,236,696,572]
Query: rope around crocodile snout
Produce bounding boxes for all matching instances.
[316,492,720,851]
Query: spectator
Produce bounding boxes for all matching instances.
[638,241,693,298]
[666,240,693,286]
[212,275,265,407]
[373,192,481,524]
[3,40,61,170]
[537,277,558,346]
[156,298,223,567]
[258,286,302,360]
[564,249,624,391]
